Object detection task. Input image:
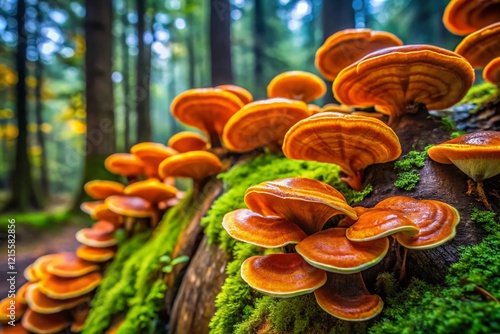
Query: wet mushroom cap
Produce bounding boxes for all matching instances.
[170,88,244,139]
[241,253,327,298]
[283,112,401,190]
[46,252,100,278]
[1,324,29,333]
[454,22,500,68]
[22,309,69,334]
[333,45,475,119]
[222,209,307,248]
[375,196,460,249]
[83,180,124,200]
[443,0,500,36]
[483,57,500,85]
[346,209,420,241]
[296,228,389,273]
[267,71,327,103]
[25,284,90,314]
[216,84,254,104]
[124,179,178,204]
[39,272,102,299]
[105,195,154,218]
[158,150,222,181]
[244,177,357,235]
[76,245,116,262]
[168,131,210,153]
[75,221,118,248]
[222,98,311,152]
[315,28,403,81]
[130,142,178,178]
[104,153,144,176]
[427,131,500,182]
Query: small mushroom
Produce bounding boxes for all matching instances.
[80,200,104,215]
[25,284,90,314]
[76,245,116,263]
[83,180,125,200]
[75,221,118,248]
[168,131,210,153]
[105,195,156,230]
[104,153,145,182]
[333,45,475,123]
[315,28,403,81]
[282,113,402,190]
[0,295,27,323]
[91,203,123,227]
[130,142,178,179]
[222,98,311,153]
[158,150,222,183]
[124,178,178,205]
[241,253,327,298]
[483,57,500,86]
[443,0,500,36]
[21,309,69,334]
[244,177,357,235]
[216,84,253,104]
[455,22,500,69]
[267,71,326,103]
[45,252,100,278]
[39,272,102,299]
[427,131,500,209]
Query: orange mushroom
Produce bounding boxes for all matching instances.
[0,295,27,323]
[443,0,500,36]
[283,113,402,190]
[104,153,144,182]
[130,142,178,179]
[39,272,102,299]
[222,98,311,152]
[216,84,253,104]
[241,253,327,298]
[267,71,326,103]
[308,104,322,114]
[80,200,104,215]
[168,131,210,153]
[124,178,178,205]
[315,28,403,81]
[21,309,69,334]
[158,150,222,182]
[83,180,124,200]
[171,88,244,146]
[427,131,500,209]
[454,22,500,69]
[76,245,116,263]
[321,103,352,113]
[25,284,90,314]
[76,221,117,248]
[333,45,475,123]
[105,195,156,229]
[483,57,500,86]
[244,177,357,235]
[91,203,123,226]
[46,252,100,278]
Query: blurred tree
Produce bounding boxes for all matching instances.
[253,0,265,92]
[210,0,233,85]
[121,0,132,150]
[136,0,152,142]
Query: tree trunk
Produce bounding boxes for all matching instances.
[210,0,233,86]
[8,0,40,211]
[136,0,152,143]
[34,58,49,202]
[186,0,196,88]
[253,0,264,98]
[321,0,355,104]
[122,0,132,151]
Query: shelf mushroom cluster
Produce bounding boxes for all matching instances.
[223,178,460,321]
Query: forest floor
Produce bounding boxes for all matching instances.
[0,217,88,297]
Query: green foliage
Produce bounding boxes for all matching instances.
[460,82,498,108]
[439,116,457,132]
[394,171,420,191]
[450,131,466,139]
[160,255,190,274]
[393,147,430,191]
[0,210,70,229]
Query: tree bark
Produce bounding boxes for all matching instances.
[186,0,196,88]
[122,0,132,151]
[136,0,152,143]
[253,0,264,97]
[8,0,40,211]
[34,57,49,202]
[210,0,233,86]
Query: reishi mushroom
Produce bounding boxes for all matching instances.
[104,153,144,182]
[267,71,326,103]
[216,84,253,104]
[158,150,222,183]
[84,180,124,200]
[130,142,178,179]
[168,131,210,153]
[443,0,500,36]
[483,57,500,86]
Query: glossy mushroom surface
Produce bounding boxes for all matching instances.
[158,150,222,181]
[443,0,500,35]
[168,131,210,153]
[267,71,326,103]
[455,22,500,68]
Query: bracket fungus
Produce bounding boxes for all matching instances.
[443,0,500,36]
[428,131,500,209]
[315,28,403,81]
[130,142,178,179]
[104,153,144,182]
[267,71,326,103]
[25,284,90,314]
[83,180,124,200]
[170,88,244,146]
[333,45,475,123]
[45,252,100,278]
[39,272,102,300]
[483,57,500,86]
[105,195,156,230]
[158,150,222,182]
[76,221,118,248]
[168,131,210,153]
[283,112,402,190]
[222,98,311,153]
[76,245,116,263]
[22,309,69,334]
[123,178,178,205]
[216,84,253,105]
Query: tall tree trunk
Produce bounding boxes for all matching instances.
[186,0,196,88]
[321,0,355,104]
[210,0,233,86]
[253,0,264,98]
[122,0,131,150]
[34,58,49,201]
[168,33,179,135]
[136,0,152,143]
[8,0,40,211]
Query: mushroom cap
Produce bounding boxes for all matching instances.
[24,264,38,282]
[222,209,307,248]
[130,142,178,178]
[333,45,475,119]
[80,200,104,215]
[314,273,384,321]
[22,309,69,334]
[241,253,327,298]
[30,254,67,282]
[0,296,27,322]
[315,28,403,81]
[375,196,460,249]
[222,98,311,152]
[76,245,116,263]
[346,209,420,241]
[168,131,210,153]
[338,206,370,228]
[39,272,102,299]
[455,22,500,68]
[16,283,31,304]
[308,104,322,114]
[91,203,123,226]
[75,221,118,248]
[216,84,254,104]
[158,150,222,180]
[296,228,389,273]
[105,195,154,218]
[483,57,500,85]
[104,153,144,176]
[25,284,90,314]
[244,177,357,235]
[427,131,500,182]
[267,71,327,103]
[443,0,500,36]
[83,180,124,200]
[171,88,244,138]
[283,112,401,190]
[46,252,100,278]
[0,324,29,333]
[321,103,352,113]
[124,179,178,204]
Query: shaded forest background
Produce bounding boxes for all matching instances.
[0,0,463,215]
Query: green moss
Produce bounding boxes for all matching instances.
[393,147,430,191]
[450,131,466,139]
[394,171,420,191]
[439,116,457,132]
[460,82,498,108]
